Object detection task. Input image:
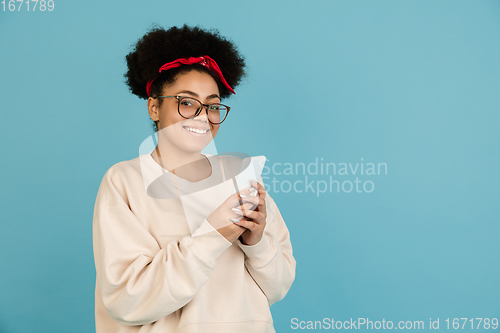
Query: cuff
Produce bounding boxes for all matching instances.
[191,219,232,263]
[237,232,277,268]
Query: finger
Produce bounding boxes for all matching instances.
[229,217,249,233]
[251,181,267,214]
[228,187,255,208]
[239,199,259,214]
[238,185,258,200]
[241,210,264,224]
[231,207,244,216]
[240,194,259,205]
[234,202,260,215]
[232,217,258,230]
[232,206,258,221]
[232,205,257,217]
[251,180,267,197]
[241,202,259,211]
[241,194,265,212]
[242,185,257,196]
[232,206,266,229]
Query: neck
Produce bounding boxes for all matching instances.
[153,137,211,182]
[155,143,203,170]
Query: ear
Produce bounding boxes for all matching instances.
[147,97,160,122]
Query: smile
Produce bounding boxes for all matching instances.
[183,126,209,135]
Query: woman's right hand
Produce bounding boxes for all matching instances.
[207,186,257,243]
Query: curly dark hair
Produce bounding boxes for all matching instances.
[124,24,246,132]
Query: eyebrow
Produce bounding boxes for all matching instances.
[176,90,220,100]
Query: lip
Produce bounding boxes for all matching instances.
[182,126,210,136]
[183,125,210,131]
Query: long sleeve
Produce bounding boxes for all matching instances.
[236,192,296,306]
[92,169,232,326]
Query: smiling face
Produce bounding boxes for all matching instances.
[148,69,221,155]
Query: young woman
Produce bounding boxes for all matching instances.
[92,24,296,333]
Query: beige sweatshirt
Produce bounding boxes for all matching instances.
[92,151,296,333]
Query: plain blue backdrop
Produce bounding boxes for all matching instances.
[1,1,499,332]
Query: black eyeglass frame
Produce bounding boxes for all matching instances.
[155,95,231,125]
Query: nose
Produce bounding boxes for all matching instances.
[194,106,209,122]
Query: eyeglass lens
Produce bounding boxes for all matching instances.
[179,97,228,124]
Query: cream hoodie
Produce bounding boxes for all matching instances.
[92,151,296,333]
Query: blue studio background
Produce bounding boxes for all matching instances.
[1,1,499,332]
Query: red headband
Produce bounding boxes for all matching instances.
[146,55,235,97]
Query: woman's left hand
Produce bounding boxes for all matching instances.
[232,181,267,246]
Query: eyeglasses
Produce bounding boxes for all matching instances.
[155,95,230,125]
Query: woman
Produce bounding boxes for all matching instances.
[92,24,296,333]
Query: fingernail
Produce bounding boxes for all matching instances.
[232,207,242,214]
[240,194,249,198]
[249,187,257,193]
[231,218,241,223]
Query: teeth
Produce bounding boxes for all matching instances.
[184,127,208,134]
